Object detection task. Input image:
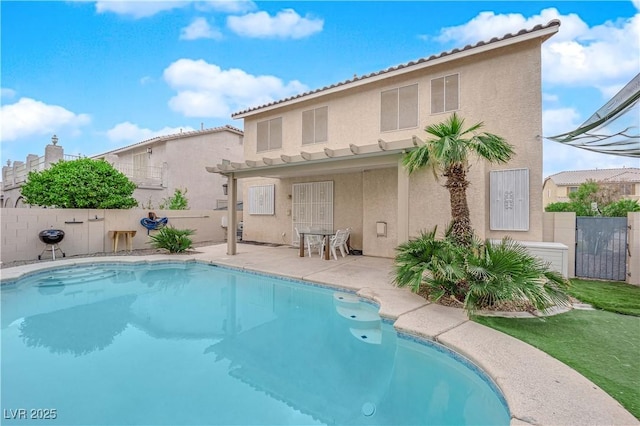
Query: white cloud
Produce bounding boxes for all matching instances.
[95,1,187,19]
[542,93,559,102]
[140,76,153,85]
[195,0,256,14]
[543,139,638,178]
[0,98,90,142]
[434,8,640,96]
[106,122,196,144]
[93,1,256,19]
[180,17,223,40]
[542,107,582,138]
[1,88,16,99]
[163,58,308,117]
[227,9,323,39]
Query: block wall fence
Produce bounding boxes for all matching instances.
[1,209,241,264]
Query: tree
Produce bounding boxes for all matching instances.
[21,158,137,209]
[402,112,514,246]
[544,180,639,217]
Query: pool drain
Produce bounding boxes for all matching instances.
[362,402,376,417]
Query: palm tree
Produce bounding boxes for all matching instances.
[402,112,514,246]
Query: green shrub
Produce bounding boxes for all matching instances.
[159,188,189,210]
[601,198,640,217]
[21,158,137,209]
[393,226,570,314]
[148,226,194,253]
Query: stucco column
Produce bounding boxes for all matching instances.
[397,157,410,245]
[44,142,63,167]
[226,173,237,255]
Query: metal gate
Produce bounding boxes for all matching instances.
[575,217,627,281]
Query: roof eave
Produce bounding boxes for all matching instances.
[232,23,559,120]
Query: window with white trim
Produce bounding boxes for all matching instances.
[431,74,459,114]
[257,118,282,152]
[380,84,418,132]
[302,106,328,145]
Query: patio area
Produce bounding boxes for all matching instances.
[2,242,637,426]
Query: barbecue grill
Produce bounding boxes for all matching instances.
[38,229,66,260]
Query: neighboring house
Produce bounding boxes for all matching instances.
[92,125,244,210]
[1,126,244,211]
[543,167,640,208]
[209,21,560,258]
[1,135,77,208]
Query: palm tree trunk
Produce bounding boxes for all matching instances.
[444,163,472,246]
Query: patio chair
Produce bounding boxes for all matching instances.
[306,234,324,258]
[342,227,352,254]
[328,229,349,260]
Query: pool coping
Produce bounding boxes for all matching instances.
[1,243,638,426]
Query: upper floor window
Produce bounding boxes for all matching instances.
[620,183,636,196]
[132,152,148,179]
[257,118,282,152]
[380,84,418,132]
[431,74,459,114]
[302,106,328,145]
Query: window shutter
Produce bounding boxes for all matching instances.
[257,121,269,152]
[302,110,315,145]
[431,77,445,114]
[398,84,418,129]
[445,74,459,111]
[315,106,328,142]
[269,118,282,150]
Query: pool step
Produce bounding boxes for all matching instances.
[38,267,116,286]
[349,327,382,345]
[335,305,381,327]
[333,292,360,307]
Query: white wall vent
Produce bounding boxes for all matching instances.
[248,184,275,215]
[490,168,529,231]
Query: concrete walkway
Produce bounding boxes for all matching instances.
[2,243,637,426]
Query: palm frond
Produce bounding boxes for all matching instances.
[470,133,514,163]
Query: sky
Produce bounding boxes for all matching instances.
[1,0,639,179]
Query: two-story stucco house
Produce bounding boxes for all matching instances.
[209,21,560,258]
[94,125,244,210]
[543,167,640,208]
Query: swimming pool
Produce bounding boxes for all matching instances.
[1,262,510,425]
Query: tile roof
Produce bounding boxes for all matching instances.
[94,124,244,158]
[232,19,560,118]
[546,168,640,186]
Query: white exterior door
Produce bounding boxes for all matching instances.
[292,181,333,245]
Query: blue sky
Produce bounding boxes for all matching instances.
[2,0,639,179]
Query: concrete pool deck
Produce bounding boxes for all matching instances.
[2,242,637,426]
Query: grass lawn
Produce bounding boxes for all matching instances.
[474,279,640,419]
[567,278,640,316]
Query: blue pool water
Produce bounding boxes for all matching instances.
[1,262,510,425]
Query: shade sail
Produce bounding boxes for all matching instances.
[546,73,640,158]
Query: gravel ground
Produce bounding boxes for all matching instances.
[0,241,221,270]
